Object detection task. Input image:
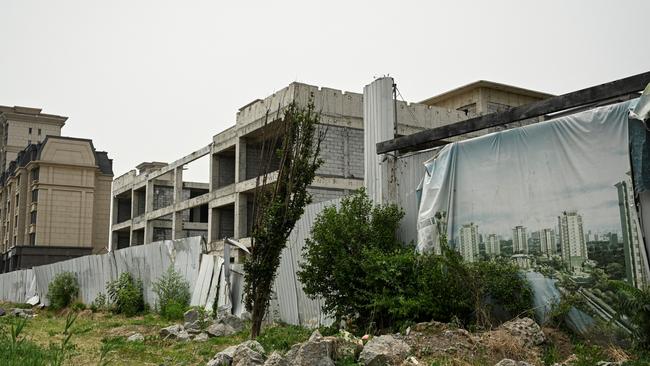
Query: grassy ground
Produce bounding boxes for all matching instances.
[0,302,312,366]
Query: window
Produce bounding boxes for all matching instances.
[31,189,38,202]
[29,233,36,245]
[28,140,32,145]
[31,167,39,181]
[28,127,32,134]
[38,128,42,135]
[30,211,37,225]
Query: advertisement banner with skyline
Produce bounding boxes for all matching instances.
[417,99,649,335]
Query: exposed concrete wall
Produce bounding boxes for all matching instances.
[308,187,347,203]
[316,125,364,179]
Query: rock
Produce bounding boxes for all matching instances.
[358,335,411,366]
[239,311,251,321]
[26,295,40,306]
[194,332,209,342]
[237,340,265,355]
[327,332,362,361]
[184,308,201,330]
[309,329,323,342]
[159,324,190,341]
[12,308,33,318]
[0,308,5,316]
[596,362,623,366]
[494,360,533,366]
[219,314,246,333]
[283,332,334,366]
[207,353,233,366]
[127,333,144,342]
[401,356,420,366]
[207,323,237,337]
[232,344,265,366]
[500,318,545,347]
[263,352,288,366]
[207,345,238,366]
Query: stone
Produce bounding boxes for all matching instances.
[309,329,323,342]
[232,345,265,366]
[127,333,144,342]
[194,332,209,342]
[283,333,334,366]
[239,311,251,321]
[401,356,420,366]
[0,308,5,316]
[159,324,190,341]
[500,318,545,347]
[184,308,201,330]
[263,352,288,366]
[237,340,265,355]
[207,323,237,337]
[358,335,411,366]
[494,360,533,366]
[12,308,33,318]
[219,314,246,333]
[207,345,238,366]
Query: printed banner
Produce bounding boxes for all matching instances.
[417,100,650,333]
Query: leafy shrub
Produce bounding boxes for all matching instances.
[70,301,86,312]
[106,273,145,316]
[610,281,650,350]
[152,266,191,320]
[90,292,108,313]
[299,189,533,334]
[47,272,80,310]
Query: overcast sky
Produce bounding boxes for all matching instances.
[1,0,649,182]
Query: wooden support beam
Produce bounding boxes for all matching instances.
[376,71,650,154]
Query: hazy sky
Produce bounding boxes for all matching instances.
[1,0,649,182]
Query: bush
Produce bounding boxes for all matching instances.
[70,301,86,312]
[90,292,107,313]
[47,272,80,310]
[298,189,533,334]
[106,273,145,316]
[152,266,191,320]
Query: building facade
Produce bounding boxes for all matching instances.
[558,210,587,271]
[616,174,648,289]
[458,223,479,262]
[512,225,528,254]
[540,228,556,258]
[0,105,66,173]
[485,233,500,256]
[0,106,113,273]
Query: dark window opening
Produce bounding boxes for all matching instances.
[30,211,37,225]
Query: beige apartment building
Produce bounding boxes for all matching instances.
[110,80,552,256]
[0,106,113,273]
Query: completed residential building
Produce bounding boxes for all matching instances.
[558,210,587,271]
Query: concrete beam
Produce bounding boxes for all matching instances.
[111,220,132,232]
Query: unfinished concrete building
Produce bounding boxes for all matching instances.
[110,81,551,255]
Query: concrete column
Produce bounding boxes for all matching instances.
[210,152,219,191]
[234,193,247,238]
[144,220,154,244]
[208,207,220,242]
[131,189,139,218]
[172,167,183,239]
[145,180,154,212]
[235,138,246,183]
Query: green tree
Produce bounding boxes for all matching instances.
[244,99,323,338]
[106,272,145,316]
